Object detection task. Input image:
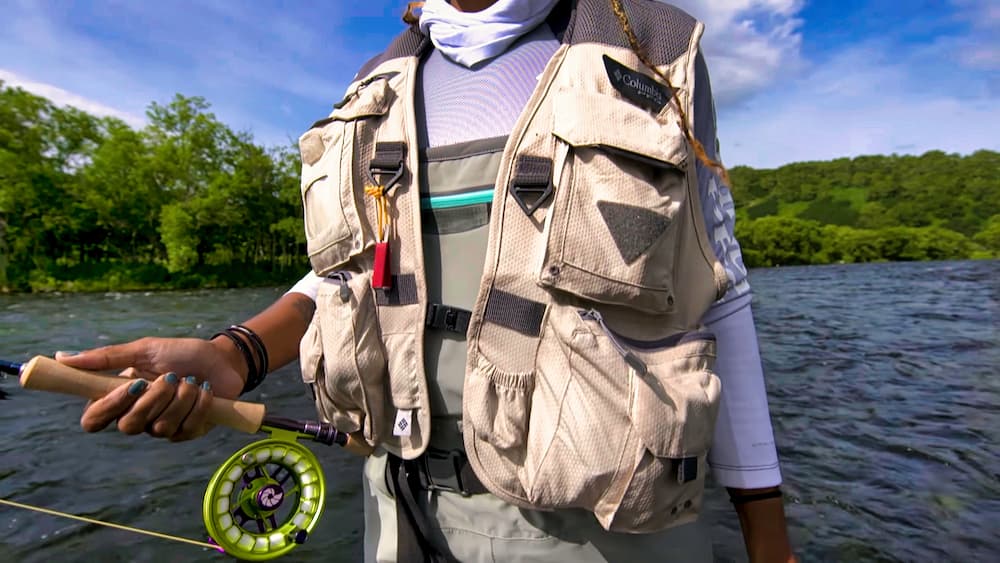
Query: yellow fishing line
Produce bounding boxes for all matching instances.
[0,497,223,552]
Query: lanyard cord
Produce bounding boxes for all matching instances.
[365,184,391,241]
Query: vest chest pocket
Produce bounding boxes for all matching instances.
[541,89,691,314]
[299,77,393,275]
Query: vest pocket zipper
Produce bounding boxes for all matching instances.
[578,308,648,376]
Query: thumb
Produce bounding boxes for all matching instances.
[55,340,151,373]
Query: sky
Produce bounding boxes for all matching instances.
[1,0,997,169]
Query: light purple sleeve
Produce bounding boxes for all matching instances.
[693,52,782,489]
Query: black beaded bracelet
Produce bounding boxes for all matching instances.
[211,329,259,393]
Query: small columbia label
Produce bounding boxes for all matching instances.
[603,55,670,113]
[393,409,413,437]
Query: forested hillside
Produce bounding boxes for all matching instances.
[730,151,999,266]
[1,81,997,292]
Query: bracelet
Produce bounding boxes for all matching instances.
[211,330,258,393]
[229,324,269,379]
[729,487,783,505]
[225,325,268,395]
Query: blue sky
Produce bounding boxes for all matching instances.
[1,0,996,168]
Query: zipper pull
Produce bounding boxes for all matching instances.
[578,309,648,376]
[329,272,353,302]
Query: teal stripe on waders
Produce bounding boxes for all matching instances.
[421,189,494,210]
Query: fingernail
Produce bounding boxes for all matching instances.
[164,372,179,384]
[201,381,212,391]
[56,350,80,357]
[128,380,148,396]
[184,375,197,385]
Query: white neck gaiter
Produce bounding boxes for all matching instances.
[418,0,561,67]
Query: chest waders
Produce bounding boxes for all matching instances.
[297,1,729,559]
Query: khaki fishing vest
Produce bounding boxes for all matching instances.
[298,0,729,533]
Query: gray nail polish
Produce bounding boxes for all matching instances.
[128,380,148,396]
[184,376,197,385]
[164,372,179,384]
[201,381,212,391]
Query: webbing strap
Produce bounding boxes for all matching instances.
[483,289,547,337]
[370,141,407,172]
[387,455,454,563]
[376,274,419,306]
[370,141,407,193]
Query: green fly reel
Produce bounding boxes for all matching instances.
[203,427,327,560]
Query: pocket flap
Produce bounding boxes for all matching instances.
[551,89,686,168]
[629,336,721,459]
[332,75,394,121]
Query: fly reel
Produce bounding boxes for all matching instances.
[203,427,328,560]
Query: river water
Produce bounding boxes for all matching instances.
[0,260,997,562]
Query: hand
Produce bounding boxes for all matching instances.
[56,337,245,441]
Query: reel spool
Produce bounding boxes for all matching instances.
[203,428,327,560]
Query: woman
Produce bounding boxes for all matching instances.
[59,1,795,561]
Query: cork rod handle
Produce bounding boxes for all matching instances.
[19,356,265,434]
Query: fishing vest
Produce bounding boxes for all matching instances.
[298,0,729,533]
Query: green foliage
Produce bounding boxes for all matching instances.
[798,196,859,225]
[972,215,1000,258]
[736,220,979,268]
[746,196,779,219]
[735,217,825,267]
[0,81,306,292]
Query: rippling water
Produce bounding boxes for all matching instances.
[1,260,997,562]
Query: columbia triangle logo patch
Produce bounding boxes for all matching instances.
[603,55,670,113]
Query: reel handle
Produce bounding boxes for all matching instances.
[20,355,266,433]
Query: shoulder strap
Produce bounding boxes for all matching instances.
[355,25,431,81]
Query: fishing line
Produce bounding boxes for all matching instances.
[0,498,224,552]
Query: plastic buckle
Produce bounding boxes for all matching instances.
[444,308,460,332]
[426,303,470,334]
[368,165,404,194]
[420,449,470,496]
[511,181,553,216]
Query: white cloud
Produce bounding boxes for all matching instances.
[669,0,806,106]
[654,1,997,167]
[0,69,145,128]
[949,0,1000,70]
[719,42,1000,168]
